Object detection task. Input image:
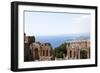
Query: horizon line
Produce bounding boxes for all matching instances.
[25,32,90,36]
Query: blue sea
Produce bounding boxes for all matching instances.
[35,34,90,49]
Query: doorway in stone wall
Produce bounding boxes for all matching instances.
[34,48,39,60]
[80,50,87,59]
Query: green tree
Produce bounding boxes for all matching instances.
[54,42,67,58]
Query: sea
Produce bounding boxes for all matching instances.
[35,33,90,49]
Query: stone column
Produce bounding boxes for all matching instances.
[78,49,80,59]
[48,50,50,57]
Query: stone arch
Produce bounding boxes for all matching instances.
[80,50,88,59]
[70,50,72,58]
[32,43,41,60]
[34,48,39,60]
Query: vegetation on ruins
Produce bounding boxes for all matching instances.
[54,42,67,59]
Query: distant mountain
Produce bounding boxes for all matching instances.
[64,33,90,41]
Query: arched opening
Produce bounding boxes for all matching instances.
[74,51,76,58]
[80,50,87,59]
[34,48,39,60]
[70,50,72,58]
[46,50,48,56]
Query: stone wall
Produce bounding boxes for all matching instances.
[31,42,52,61]
[66,40,90,59]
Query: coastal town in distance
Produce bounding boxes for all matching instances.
[24,33,90,62]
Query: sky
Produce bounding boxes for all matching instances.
[24,11,91,36]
